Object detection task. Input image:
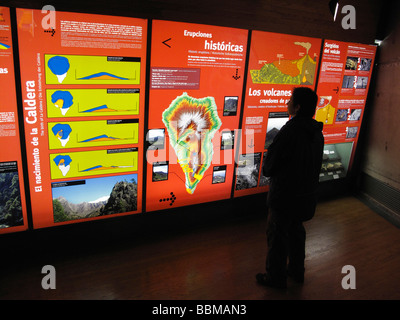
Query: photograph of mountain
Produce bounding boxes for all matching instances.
[148,129,165,150]
[52,173,138,223]
[0,168,24,229]
[221,131,234,150]
[264,112,289,149]
[235,153,262,190]
[223,96,238,116]
[152,162,168,182]
[212,166,227,184]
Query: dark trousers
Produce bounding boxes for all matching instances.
[266,207,306,282]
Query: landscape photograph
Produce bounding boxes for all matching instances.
[212,166,226,184]
[0,168,24,229]
[235,153,262,190]
[223,96,238,116]
[152,162,169,182]
[147,128,165,150]
[264,112,289,149]
[52,173,138,223]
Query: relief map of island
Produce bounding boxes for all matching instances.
[250,42,317,85]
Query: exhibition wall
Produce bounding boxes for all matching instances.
[0,2,380,234]
[357,0,400,217]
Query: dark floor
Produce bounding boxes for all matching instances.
[1,196,400,300]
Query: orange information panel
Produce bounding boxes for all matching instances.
[146,20,248,211]
[234,30,322,197]
[316,40,376,182]
[0,7,29,234]
[16,8,147,228]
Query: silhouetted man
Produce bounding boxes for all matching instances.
[257,87,324,289]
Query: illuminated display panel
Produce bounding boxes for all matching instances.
[16,8,147,228]
[0,7,29,234]
[146,20,248,211]
[234,30,322,197]
[8,8,377,230]
[317,40,376,182]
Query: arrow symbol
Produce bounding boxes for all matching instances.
[44,28,56,36]
[248,139,254,148]
[162,38,172,48]
[232,68,240,80]
[333,86,339,93]
[159,192,176,206]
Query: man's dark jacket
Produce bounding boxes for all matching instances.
[263,115,324,221]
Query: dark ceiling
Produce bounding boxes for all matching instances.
[1,0,387,44]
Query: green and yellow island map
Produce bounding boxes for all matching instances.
[250,42,317,85]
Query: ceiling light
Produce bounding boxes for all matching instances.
[329,0,339,21]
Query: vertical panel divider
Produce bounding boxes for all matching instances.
[141,19,152,214]
[230,30,252,200]
[314,38,325,94]
[9,7,34,231]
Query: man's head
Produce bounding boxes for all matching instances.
[287,87,318,117]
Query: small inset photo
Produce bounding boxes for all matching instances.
[345,56,358,70]
[212,165,227,184]
[152,162,169,182]
[346,126,358,139]
[349,109,362,121]
[336,109,349,122]
[221,131,234,150]
[358,58,372,71]
[355,76,368,89]
[147,128,165,150]
[342,75,355,89]
[223,96,238,116]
